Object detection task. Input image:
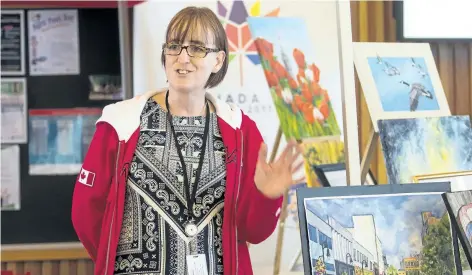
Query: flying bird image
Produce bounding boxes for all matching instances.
[410,57,428,78]
[376,54,400,76]
[399,80,433,111]
[383,61,400,76]
[376,54,383,65]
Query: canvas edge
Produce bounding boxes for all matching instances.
[296,182,452,275]
[443,191,472,268]
[352,41,451,132]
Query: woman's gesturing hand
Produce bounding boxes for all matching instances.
[254,139,306,199]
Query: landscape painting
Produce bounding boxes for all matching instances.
[297,183,461,275]
[378,116,472,184]
[247,17,341,140]
[443,190,472,267]
[353,42,450,132]
[367,56,438,112]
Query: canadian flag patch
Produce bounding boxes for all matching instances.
[78,168,95,187]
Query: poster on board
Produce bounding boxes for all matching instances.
[28,9,80,76]
[28,108,101,175]
[1,145,21,211]
[1,77,27,143]
[1,10,25,75]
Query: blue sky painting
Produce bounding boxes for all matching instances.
[305,193,449,271]
[367,56,439,112]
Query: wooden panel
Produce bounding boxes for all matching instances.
[351,1,472,184]
[454,44,470,115]
[1,246,89,262]
[2,260,94,275]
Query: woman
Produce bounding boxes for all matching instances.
[72,6,304,275]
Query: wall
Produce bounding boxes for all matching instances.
[350,1,472,184]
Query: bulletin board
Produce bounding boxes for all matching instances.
[1,8,123,245]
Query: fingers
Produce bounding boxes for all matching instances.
[291,159,305,174]
[276,139,298,164]
[292,176,306,186]
[257,142,270,173]
[258,142,268,162]
[289,148,303,166]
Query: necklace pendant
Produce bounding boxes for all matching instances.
[185,222,198,237]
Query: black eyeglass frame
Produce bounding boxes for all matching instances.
[162,43,220,58]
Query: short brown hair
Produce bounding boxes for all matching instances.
[161,6,229,89]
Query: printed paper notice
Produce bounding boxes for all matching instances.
[28,108,101,175]
[1,145,21,211]
[28,9,80,75]
[1,10,26,75]
[1,78,27,143]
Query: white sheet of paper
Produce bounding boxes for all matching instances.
[1,145,21,210]
[1,78,27,143]
[186,254,208,275]
[28,9,80,75]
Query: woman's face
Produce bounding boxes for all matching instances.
[165,28,225,94]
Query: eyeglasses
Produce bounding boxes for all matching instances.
[162,43,220,58]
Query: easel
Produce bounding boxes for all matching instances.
[359,129,379,185]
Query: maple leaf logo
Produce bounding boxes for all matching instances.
[217,0,279,85]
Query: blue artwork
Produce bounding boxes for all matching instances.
[367,56,440,112]
[28,109,101,175]
[378,116,472,184]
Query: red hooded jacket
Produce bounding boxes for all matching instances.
[71,89,283,274]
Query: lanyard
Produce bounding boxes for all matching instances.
[165,91,210,228]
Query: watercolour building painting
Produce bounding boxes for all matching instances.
[304,192,459,275]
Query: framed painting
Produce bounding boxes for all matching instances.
[297,182,463,275]
[353,42,450,132]
[413,171,472,192]
[443,190,472,268]
[378,116,472,184]
[313,163,377,187]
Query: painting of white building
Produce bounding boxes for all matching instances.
[303,192,458,275]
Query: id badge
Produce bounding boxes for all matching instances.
[186,254,209,275]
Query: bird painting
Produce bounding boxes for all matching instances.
[399,80,433,111]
